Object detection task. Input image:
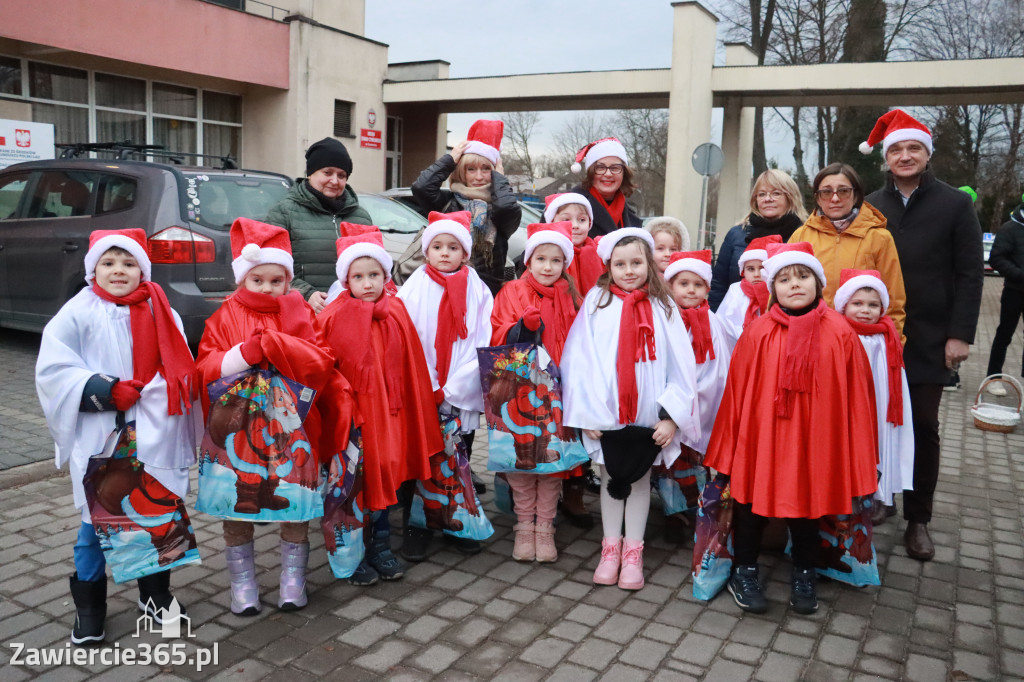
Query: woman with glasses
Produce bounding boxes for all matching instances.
[790,162,906,337]
[709,170,807,310]
[569,138,642,238]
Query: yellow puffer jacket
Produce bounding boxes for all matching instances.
[789,201,906,338]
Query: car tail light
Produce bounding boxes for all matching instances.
[148,227,215,264]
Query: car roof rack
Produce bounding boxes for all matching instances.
[56,141,239,170]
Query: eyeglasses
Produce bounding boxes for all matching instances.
[756,190,784,200]
[593,163,624,176]
[815,187,854,200]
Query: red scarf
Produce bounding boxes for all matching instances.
[231,287,316,341]
[845,315,905,425]
[90,282,196,415]
[570,238,604,292]
[523,272,577,365]
[681,301,715,365]
[424,265,469,388]
[589,187,626,228]
[768,300,826,418]
[329,293,405,415]
[740,279,770,328]
[610,285,657,424]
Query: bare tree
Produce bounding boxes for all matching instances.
[611,108,670,215]
[551,111,610,166]
[498,111,541,185]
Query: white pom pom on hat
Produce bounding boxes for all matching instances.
[241,243,261,262]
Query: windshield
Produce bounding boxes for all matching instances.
[360,193,428,233]
[182,172,291,229]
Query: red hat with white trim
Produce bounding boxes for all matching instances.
[230,218,294,284]
[335,227,392,285]
[421,210,473,256]
[595,227,655,263]
[85,228,152,283]
[833,268,889,314]
[859,109,933,157]
[571,137,628,174]
[763,241,826,288]
[464,119,503,167]
[737,234,783,272]
[524,221,574,266]
[664,249,712,285]
[543,192,594,223]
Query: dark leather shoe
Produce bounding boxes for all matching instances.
[905,522,935,561]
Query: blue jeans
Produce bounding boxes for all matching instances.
[74,522,106,581]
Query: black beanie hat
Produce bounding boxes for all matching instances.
[305,137,353,177]
[599,425,662,500]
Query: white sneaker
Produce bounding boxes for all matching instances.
[988,383,1008,397]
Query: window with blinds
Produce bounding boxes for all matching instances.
[333,99,353,138]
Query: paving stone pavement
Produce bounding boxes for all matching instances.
[2,276,1023,680]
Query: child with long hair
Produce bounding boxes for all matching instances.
[562,228,701,590]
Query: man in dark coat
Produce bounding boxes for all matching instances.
[863,110,984,562]
[985,201,1024,390]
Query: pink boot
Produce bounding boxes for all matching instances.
[593,537,622,585]
[618,538,645,590]
[512,522,535,561]
[535,523,558,563]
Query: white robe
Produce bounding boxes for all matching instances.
[396,265,493,431]
[687,310,732,455]
[561,288,701,467]
[716,281,755,352]
[858,333,915,504]
[35,288,198,521]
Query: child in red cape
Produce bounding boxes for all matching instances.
[319,227,443,585]
[491,221,582,563]
[705,242,878,616]
[543,192,604,295]
[196,218,353,616]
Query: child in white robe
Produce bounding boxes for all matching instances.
[716,234,782,349]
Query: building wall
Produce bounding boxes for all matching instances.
[271,0,366,36]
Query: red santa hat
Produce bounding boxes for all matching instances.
[421,210,473,256]
[335,227,393,285]
[524,221,575,266]
[833,268,890,314]
[595,227,655,263]
[737,234,783,271]
[543,192,594,223]
[571,137,628,174]
[763,241,826,288]
[664,249,712,286]
[84,228,152,283]
[463,119,503,167]
[230,217,294,284]
[859,109,933,157]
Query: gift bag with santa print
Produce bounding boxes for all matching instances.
[84,423,201,583]
[814,496,880,587]
[408,405,494,541]
[197,368,324,522]
[477,343,588,475]
[320,425,367,579]
[654,445,709,516]
[692,474,735,601]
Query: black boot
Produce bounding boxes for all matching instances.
[69,573,106,646]
[137,570,186,624]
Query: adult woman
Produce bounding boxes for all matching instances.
[569,138,642,238]
[789,162,906,336]
[265,137,372,313]
[411,119,521,296]
[709,169,806,310]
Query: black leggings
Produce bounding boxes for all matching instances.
[732,502,819,569]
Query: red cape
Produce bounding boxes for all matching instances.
[196,292,356,467]
[568,238,605,294]
[319,295,442,510]
[704,306,878,517]
[490,278,577,365]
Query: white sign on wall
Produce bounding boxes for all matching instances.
[0,119,55,169]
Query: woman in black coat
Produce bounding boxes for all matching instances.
[569,137,642,237]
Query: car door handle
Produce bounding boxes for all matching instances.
[63,243,80,253]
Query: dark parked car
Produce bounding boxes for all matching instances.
[0,157,291,345]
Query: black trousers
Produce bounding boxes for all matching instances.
[903,384,944,524]
[732,502,820,569]
[986,286,1024,377]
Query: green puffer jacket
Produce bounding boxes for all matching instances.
[265,180,372,299]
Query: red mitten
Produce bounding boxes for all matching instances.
[111,379,145,412]
[522,306,542,332]
[239,328,264,366]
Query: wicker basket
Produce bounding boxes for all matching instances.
[972,374,1023,433]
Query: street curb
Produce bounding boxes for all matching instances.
[0,459,67,490]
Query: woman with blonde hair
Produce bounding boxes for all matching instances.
[709,169,807,310]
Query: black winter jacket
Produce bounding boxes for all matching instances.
[990,215,1024,292]
[570,185,642,238]
[866,170,984,384]
[411,154,521,295]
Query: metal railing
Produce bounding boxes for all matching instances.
[199,0,291,22]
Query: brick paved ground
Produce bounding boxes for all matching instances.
[2,276,1022,681]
